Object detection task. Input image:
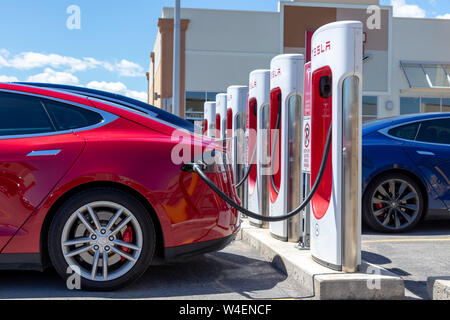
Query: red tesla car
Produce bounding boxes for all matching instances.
[0,82,239,290]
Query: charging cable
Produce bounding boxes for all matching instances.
[189,124,332,222]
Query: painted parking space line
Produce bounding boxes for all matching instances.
[362,238,450,244]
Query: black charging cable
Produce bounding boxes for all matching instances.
[234,143,257,188]
[190,124,332,222]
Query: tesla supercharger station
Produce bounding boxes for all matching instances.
[203,101,216,138]
[269,54,304,242]
[215,93,227,140]
[310,21,363,272]
[227,85,248,208]
[247,69,270,227]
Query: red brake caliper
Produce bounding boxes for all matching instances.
[120,226,133,262]
[376,203,384,216]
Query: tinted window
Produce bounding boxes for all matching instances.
[0,92,54,136]
[416,119,450,144]
[400,97,420,115]
[388,122,420,140]
[43,99,103,131]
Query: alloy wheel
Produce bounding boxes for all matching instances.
[370,178,420,231]
[61,201,143,282]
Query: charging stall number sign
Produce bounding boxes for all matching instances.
[302,61,312,174]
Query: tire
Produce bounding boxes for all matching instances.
[48,188,156,291]
[363,173,425,233]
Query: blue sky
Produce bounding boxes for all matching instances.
[0,0,449,101]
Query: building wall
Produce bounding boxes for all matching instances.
[378,17,450,118]
[282,3,391,94]
[148,16,189,117]
[149,2,450,122]
[163,7,281,93]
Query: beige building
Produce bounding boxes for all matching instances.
[148,0,450,122]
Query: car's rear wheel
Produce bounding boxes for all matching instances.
[363,173,425,233]
[48,188,156,291]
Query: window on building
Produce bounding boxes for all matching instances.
[185,91,219,122]
[442,99,450,113]
[424,64,450,87]
[362,96,378,123]
[421,97,441,113]
[400,97,420,115]
[401,62,450,89]
[401,97,450,115]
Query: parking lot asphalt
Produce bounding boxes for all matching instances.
[362,215,450,300]
[0,239,308,300]
[1,215,449,300]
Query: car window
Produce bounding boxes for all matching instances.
[43,99,103,131]
[388,122,420,140]
[416,118,450,145]
[0,92,54,136]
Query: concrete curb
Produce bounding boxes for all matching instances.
[427,277,450,300]
[238,219,404,300]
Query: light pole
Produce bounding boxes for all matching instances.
[172,0,181,117]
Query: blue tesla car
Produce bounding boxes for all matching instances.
[362,113,450,233]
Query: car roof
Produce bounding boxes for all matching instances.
[363,112,450,135]
[13,82,195,132]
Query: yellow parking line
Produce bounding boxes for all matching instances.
[363,238,450,243]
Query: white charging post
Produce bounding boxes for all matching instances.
[215,93,227,141]
[247,70,271,227]
[227,85,249,208]
[310,21,363,272]
[203,101,216,138]
[268,54,304,242]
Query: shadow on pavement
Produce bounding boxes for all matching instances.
[361,250,392,265]
[0,246,297,300]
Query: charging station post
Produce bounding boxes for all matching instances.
[203,101,216,138]
[268,54,304,242]
[192,20,363,275]
[247,69,271,227]
[227,85,249,208]
[215,93,227,141]
[310,21,363,272]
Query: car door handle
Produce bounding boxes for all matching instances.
[27,149,62,157]
[416,150,435,156]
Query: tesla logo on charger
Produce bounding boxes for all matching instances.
[249,81,257,90]
[312,41,331,57]
[271,68,281,79]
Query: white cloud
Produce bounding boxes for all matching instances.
[391,0,426,18]
[87,81,147,102]
[436,13,450,19]
[0,49,9,68]
[0,75,19,82]
[7,52,93,72]
[27,68,79,85]
[113,59,144,77]
[0,49,144,77]
[0,49,147,101]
